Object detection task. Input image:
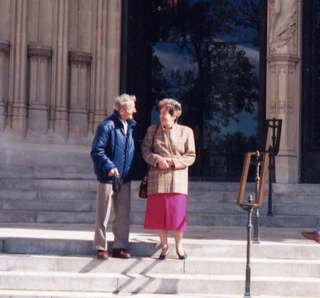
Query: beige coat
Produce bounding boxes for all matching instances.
[142,124,196,195]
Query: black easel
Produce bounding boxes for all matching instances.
[264,118,282,216]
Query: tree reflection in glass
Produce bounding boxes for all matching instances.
[148,0,265,180]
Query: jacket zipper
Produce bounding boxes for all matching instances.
[122,128,129,177]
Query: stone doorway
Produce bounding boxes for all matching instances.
[122,0,267,181]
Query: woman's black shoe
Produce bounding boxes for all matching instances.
[158,246,169,260]
[176,250,187,260]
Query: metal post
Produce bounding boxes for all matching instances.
[252,207,260,244]
[244,201,253,298]
[267,144,274,216]
[252,151,261,243]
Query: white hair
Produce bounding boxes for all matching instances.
[114,94,136,111]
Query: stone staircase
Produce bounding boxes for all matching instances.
[0,224,320,297]
[0,178,319,228]
[1,178,320,297]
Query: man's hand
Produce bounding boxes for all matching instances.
[157,159,170,170]
[108,168,120,177]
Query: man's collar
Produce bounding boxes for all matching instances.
[110,112,136,128]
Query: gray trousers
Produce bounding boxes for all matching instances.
[94,182,131,251]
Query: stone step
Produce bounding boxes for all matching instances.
[1,225,320,297]
[274,203,320,216]
[1,188,319,209]
[273,194,320,205]
[0,270,320,297]
[4,237,320,259]
[0,179,97,192]
[132,212,319,228]
[0,199,95,212]
[0,189,96,201]
[0,198,263,214]
[1,224,319,259]
[0,209,318,228]
[0,188,248,203]
[1,196,319,219]
[0,179,319,228]
[0,179,248,192]
[272,183,320,194]
[0,290,262,298]
[1,178,320,194]
[0,292,317,298]
[2,254,320,278]
[1,184,319,207]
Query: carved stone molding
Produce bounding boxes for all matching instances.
[267,54,299,64]
[269,62,297,75]
[28,44,52,58]
[0,40,10,54]
[270,100,294,115]
[268,0,299,56]
[69,50,92,64]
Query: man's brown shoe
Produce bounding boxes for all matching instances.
[112,248,131,259]
[97,250,109,259]
[302,231,320,243]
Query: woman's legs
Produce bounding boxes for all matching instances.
[158,230,169,259]
[173,230,184,254]
[158,230,169,253]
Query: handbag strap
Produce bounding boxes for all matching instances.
[147,125,159,170]
[151,125,159,151]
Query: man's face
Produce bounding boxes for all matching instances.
[119,102,137,120]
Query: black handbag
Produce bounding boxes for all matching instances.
[138,175,148,199]
[139,126,159,199]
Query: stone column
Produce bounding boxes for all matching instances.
[93,0,108,129]
[8,0,28,136]
[266,0,302,183]
[51,0,69,138]
[69,50,92,139]
[27,45,52,135]
[92,0,123,129]
[105,0,122,114]
[0,41,10,131]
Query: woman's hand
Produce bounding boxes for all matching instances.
[157,159,170,170]
[163,157,174,168]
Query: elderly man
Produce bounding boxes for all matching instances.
[91,94,137,259]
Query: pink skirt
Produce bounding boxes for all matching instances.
[144,193,187,231]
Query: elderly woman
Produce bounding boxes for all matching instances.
[142,98,196,260]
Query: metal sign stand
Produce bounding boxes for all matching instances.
[237,151,269,298]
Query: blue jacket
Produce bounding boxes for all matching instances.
[90,112,136,184]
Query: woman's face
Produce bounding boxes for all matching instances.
[159,107,176,126]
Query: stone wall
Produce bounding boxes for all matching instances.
[0,0,122,179]
[0,0,304,183]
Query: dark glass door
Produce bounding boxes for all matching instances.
[301,0,320,182]
[122,0,266,181]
